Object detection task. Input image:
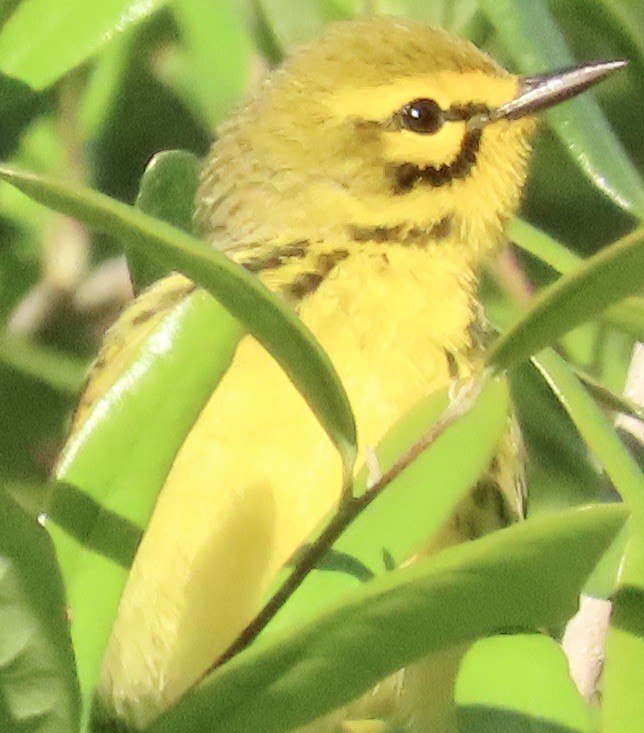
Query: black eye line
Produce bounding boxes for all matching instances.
[378,101,492,130]
[443,102,491,122]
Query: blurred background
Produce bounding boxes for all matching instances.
[0,0,642,516]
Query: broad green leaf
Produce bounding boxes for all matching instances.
[264,375,512,638]
[0,0,167,90]
[0,165,357,479]
[479,0,644,218]
[456,635,594,733]
[0,160,352,721]
[135,150,200,235]
[487,228,644,370]
[0,490,80,733]
[132,150,201,292]
[148,504,626,733]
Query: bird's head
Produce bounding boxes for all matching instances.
[198,17,623,260]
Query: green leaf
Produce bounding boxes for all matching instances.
[132,149,202,292]
[0,165,357,480]
[0,161,353,722]
[0,490,80,733]
[487,228,644,370]
[479,0,644,218]
[148,504,625,733]
[264,375,512,638]
[0,0,167,90]
[456,635,594,733]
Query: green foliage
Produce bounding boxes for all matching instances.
[0,1,642,733]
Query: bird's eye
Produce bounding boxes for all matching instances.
[399,98,444,134]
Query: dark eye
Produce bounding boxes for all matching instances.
[400,98,444,134]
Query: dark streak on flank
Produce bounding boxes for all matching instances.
[283,272,324,300]
[316,249,350,274]
[128,281,198,327]
[389,128,483,194]
[350,224,403,243]
[241,240,308,273]
[456,478,512,540]
[348,216,453,246]
[445,350,460,380]
[282,249,350,302]
[75,280,198,411]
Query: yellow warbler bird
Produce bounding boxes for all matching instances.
[78,16,623,733]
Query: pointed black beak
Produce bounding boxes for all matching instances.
[487,59,627,123]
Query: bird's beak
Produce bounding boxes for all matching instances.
[486,59,627,123]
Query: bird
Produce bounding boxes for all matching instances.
[80,15,624,733]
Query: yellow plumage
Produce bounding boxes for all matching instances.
[68,15,618,733]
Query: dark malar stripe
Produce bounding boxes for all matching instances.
[389,128,483,195]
